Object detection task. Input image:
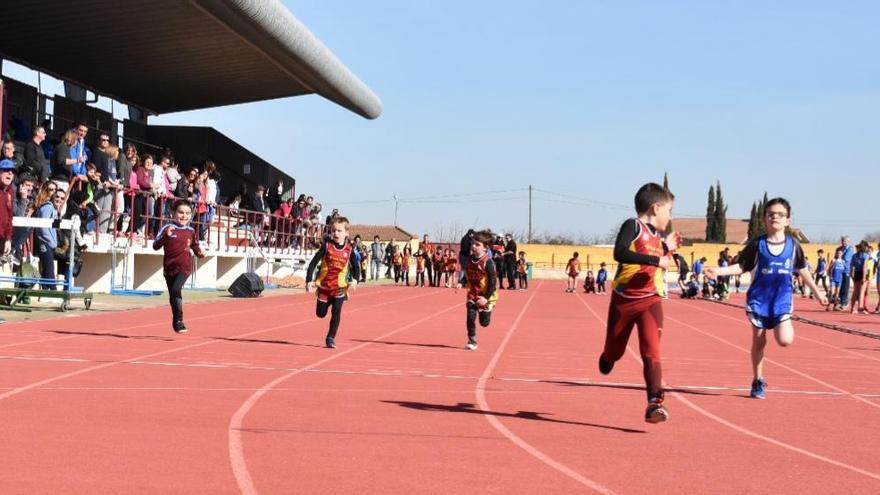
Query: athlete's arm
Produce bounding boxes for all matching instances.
[484,257,497,300]
[305,243,327,284]
[706,239,757,279]
[613,219,660,266]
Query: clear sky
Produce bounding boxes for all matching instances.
[8,1,880,242]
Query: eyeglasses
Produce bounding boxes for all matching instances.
[100,138,110,142]
[765,211,788,219]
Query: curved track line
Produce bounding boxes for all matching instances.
[227,302,461,495]
[662,309,880,411]
[475,282,616,495]
[676,299,880,364]
[0,288,430,403]
[576,293,880,482]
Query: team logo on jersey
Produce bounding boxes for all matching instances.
[784,258,791,269]
[642,234,650,241]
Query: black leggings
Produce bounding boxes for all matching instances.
[466,301,492,342]
[165,272,189,322]
[316,297,345,339]
[416,271,425,286]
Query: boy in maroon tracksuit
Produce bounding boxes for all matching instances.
[153,199,206,333]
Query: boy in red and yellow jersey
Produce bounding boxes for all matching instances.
[456,231,498,350]
[598,183,680,423]
[152,199,206,334]
[306,217,360,348]
[565,252,581,293]
[517,251,529,290]
[444,248,458,287]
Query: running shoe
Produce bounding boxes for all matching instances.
[750,378,767,399]
[172,321,188,334]
[598,354,614,375]
[325,338,336,349]
[645,398,669,424]
[465,341,478,351]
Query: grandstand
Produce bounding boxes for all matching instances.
[1,0,381,294]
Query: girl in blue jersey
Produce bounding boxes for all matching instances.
[826,248,846,311]
[705,198,827,399]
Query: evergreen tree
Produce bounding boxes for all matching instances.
[662,172,672,234]
[715,181,727,243]
[756,192,769,236]
[747,202,758,240]
[705,185,716,242]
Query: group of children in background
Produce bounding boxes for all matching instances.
[564,252,609,294]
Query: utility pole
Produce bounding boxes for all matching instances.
[393,195,399,226]
[528,185,533,243]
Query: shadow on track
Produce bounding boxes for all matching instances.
[350,339,460,350]
[49,330,174,341]
[383,400,646,434]
[210,336,324,348]
[542,379,724,397]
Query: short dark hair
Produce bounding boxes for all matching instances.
[172,199,193,211]
[765,197,791,217]
[634,182,675,214]
[472,230,494,246]
[573,252,579,257]
[69,189,89,205]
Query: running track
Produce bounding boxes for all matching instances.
[1,283,878,493]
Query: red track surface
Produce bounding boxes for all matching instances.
[1,283,879,493]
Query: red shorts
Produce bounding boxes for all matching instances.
[316,286,348,303]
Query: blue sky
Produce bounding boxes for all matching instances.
[8,1,880,242]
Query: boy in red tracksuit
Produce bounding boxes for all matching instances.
[153,199,206,334]
[598,183,681,424]
[306,217,361,348]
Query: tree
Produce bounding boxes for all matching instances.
[756,192,769,237]
[747,202,758,240]
[662,172,673,234]
[714,181,727,243]
[705,184,716,242]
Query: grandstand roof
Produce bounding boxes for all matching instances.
[1,0,382,119]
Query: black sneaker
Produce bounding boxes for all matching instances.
[598,354,614,375]
[172,321,188,334]
[325,338,336,349]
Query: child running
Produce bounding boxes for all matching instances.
[565,252,580,293]
[598,183,680,423]
[516,251,529,290]
[305,217,361,349]
[152,199,206,334]
[705,198,827,399]
[456,230,498,351]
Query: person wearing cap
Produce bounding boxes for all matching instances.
[0,159,16,323]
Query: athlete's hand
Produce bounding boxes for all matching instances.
[3,240,10,256]
[658,256,671,270]
[817,295,829,306]
[306,282,315,293]
[476,296,488,307]
[703,267,718,280]
[665,232,682,252]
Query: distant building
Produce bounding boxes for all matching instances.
[672,218,809,244]
[348,225,417,243]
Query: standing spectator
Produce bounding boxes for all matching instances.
[72,124,90,179]
[492,235,506,290]
[176,166,198,202]
[12,175,36,255]
[432,247,445,287]
[565,252,581,293]
[369,234,385,281]
[814,249,828,295]
[166,159,181,199]
[93,144,117,233]
[23,126,50,182]
[95,133,110,155]
[504,234,517,289]
[674,253,689,293]
[420,234,434,287]
[596,262,608,294]
[52,129,81,192]
[384,237,396,278]
[133,155,154,235]
[0,161,16,284]
[459,229,475,281]
[35,187,65,291]
[838,236,855,308]
[325,208,340,226]
[267,179,284,213]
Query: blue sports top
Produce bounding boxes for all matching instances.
[816,257,827,274]
[830,258,846,284]
[744,235,804,318]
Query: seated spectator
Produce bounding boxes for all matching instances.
[583,270,596,293]
[682,274,699,299]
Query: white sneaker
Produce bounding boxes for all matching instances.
[465,342,478,351]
